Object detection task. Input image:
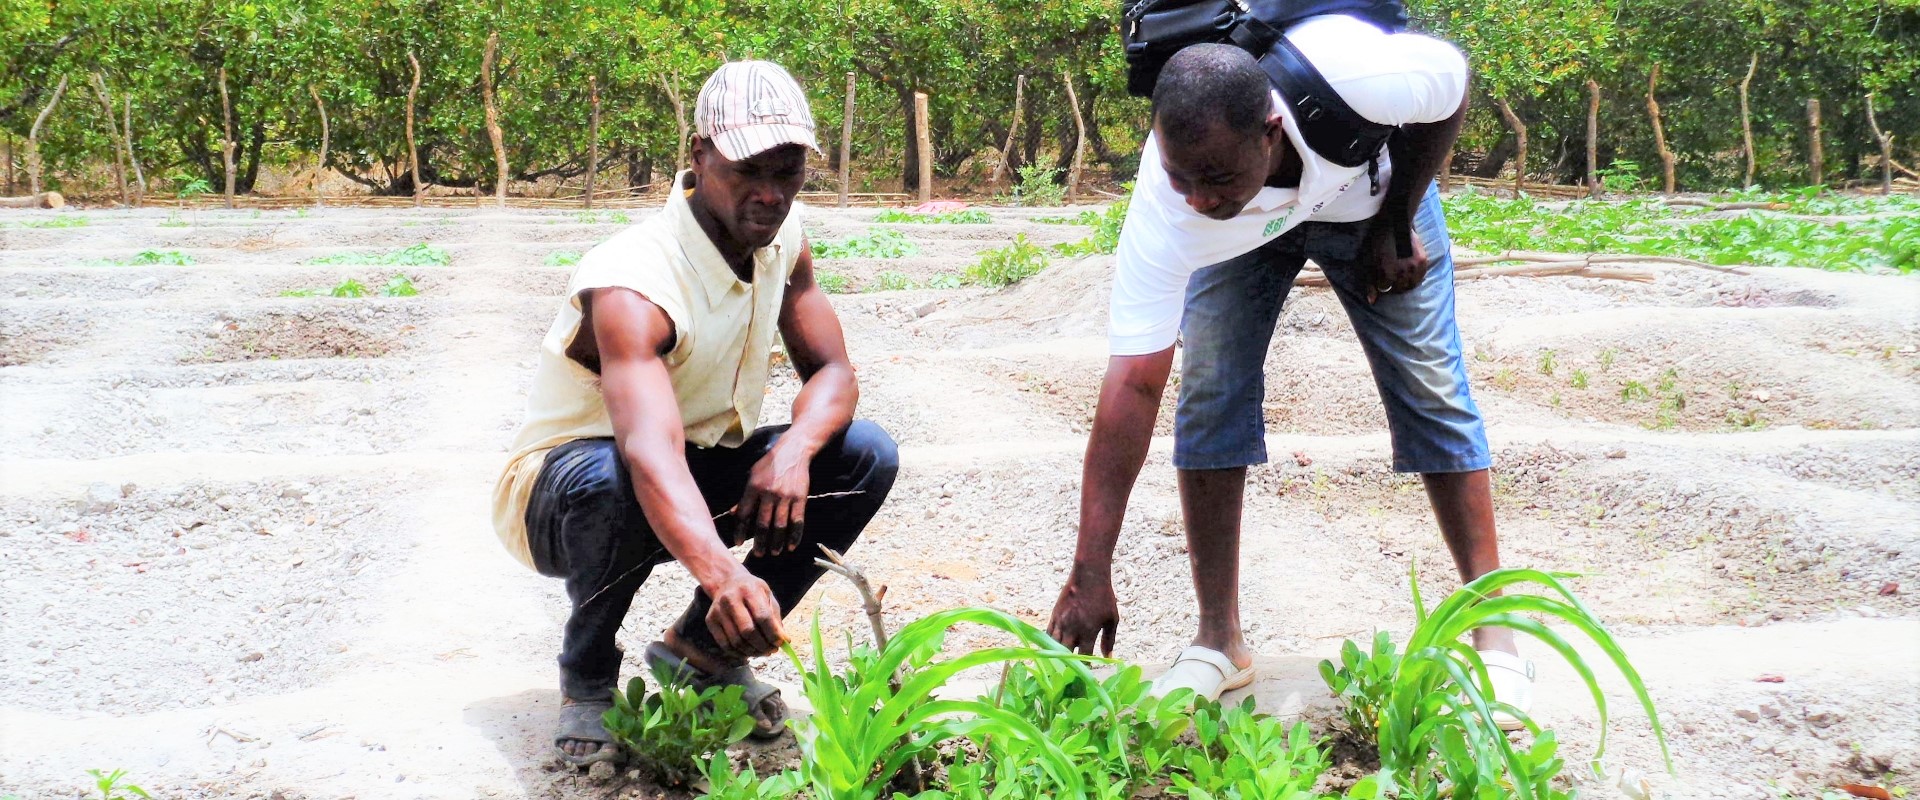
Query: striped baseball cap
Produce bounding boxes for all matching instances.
[695,61,821,161]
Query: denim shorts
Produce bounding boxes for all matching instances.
[1173,181,1491,474]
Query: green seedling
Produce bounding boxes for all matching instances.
[1492,367,1518,392]
[279,288,317,298]
[573,210,631,224]
[1321,565,1669,800]
[872,271,915,291]
[87,249,195,266]
[1009,164,1067,207]
[699,755,805,800]
[1726,409,1767,430]
[813,229,918,259]
[87,768,151,800]
[329,278,368,298]
[925,273,963,290]
[1570,369,1590,390]
[1598,348,1618,372]
[1537,349,1557,376]
[1172,701,1329,800]
[1620,380,1651,401]
[1054,194,1130,257]
[308,243,450,266]
[602,661,757,787]
[21,214,88,229]
[815,271,852,294]
[543,250,583,267]
[966,234,1049,287]
[874,209,991,225]
[382,274,419,297]
[1656,367,1680,394]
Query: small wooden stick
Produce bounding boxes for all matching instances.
[815,544,889,650]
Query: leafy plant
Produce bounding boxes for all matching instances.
[329,278,368,298]
[872,271,915,291]
[985,662,1193,796]
[1171,700,1330,800]
[603,661,758,787]
[280,288,317,297]
[574,210,631,224]
[1321,566,1670,800]
[87,249,195,266]
[544,250,583,266]
[787,607,1098,800]
[875,209,992,224]
[87,768,151,800]
[813,229,918,259]
[925,273,964,289]
[1594,159,1646,193]
[1570,369,1590,390]
[1011,164,1067,207]
[308,243,451,266]
[966,234,1049,287]
[1537,349,1557,376]
[815,271,852,294]
[1598,348,1618,372]
[1054,194,1130,257]
[700,755,805,800]
[20,214,88,228]
[1620,380,1651,401]
[383,274,419,297]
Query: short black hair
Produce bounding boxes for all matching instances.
[1152,44,1272,147]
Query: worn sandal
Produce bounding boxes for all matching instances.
[554,699,620,767]
[1149,645,1257,703]
[644,641,790,741]
[1477,649,1536,731]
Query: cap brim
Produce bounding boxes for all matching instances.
[712,123,823,162]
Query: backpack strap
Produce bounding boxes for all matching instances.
[1255,36,1396,174]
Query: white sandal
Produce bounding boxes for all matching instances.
[1149,646,1256,702]
[1476,649,1536,731]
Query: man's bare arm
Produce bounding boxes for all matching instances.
[1049,347,1177,655]
[587,287,785,656]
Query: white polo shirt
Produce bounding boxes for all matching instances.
[1108,14,1469,356]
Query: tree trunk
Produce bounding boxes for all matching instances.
[1585,78,1601,199]
[1646,64,1676,194]
[407,50,422,206]
[1492,96,1527,197]
[0,191,63,209]
[482,32,508,207]
[26,75,69,196]
[1439,150,1453,191]
[913,91,931,203]
[661,72,688,176]
[123,98,145,201]
[2,133,13,195]
[1062,72,1086,203]
[1739,52,1758,187]
[1807,98,1824,187]
[990,74,1026,187]
[311,84,329,207]
[839,71,855,208]
[88,73,130,205]
[219,67,236,207]
[1865,93,1893,195]
[585,74,600,209]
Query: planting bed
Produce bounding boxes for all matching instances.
[0,203,1915,800]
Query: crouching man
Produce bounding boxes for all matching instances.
[491,61,899,766]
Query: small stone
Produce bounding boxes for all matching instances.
[1879,582,1900,596]
[586,761,617,783]
[1751,389,1772,403]
[1804,706,1841,728]
[215,495,240,511]
[237,651,264,663]
[1734,707,1761,722]
[1856,605,1883,618]
[1606,449,1628,459]
[914,300,940,318]
[78,483,120,515]
[1758,701,1781,718]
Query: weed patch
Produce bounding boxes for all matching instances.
[966,234,1049,287]
[813,229,917,259]
[307,243,450,267]
[874,209,992,224]
[85,249,194,267]
[543,250,582,267]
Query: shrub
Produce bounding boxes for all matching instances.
[966,234,1049,287]
[602,662,757,787]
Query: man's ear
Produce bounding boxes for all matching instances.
[689,136,709,170]
[1264,113,1285,148]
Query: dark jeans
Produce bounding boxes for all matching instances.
[525,420,899,702]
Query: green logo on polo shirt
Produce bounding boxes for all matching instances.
[1263,213,1291,237]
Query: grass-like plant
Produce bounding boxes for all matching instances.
[872,271,915,291]
[20,214,88,229]
[602,661,757,787]
[815,271,852,294]
[787,607,1099,800]
[86,249,195,266]
[543,250,583,267]
[966,234,1049,287]
[1321,566,1670,800]
[813,229,918,259]
[86,769,150,800]
[875,209,992,225]
[308,243,450,267]
[985,662,1193,797]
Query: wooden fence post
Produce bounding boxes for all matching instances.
[1807,98,1824,187]
[839,71,854,208]
[1062,71,1086,203]
[990,74,1025,187]
[913,91,930,204]
[219,67,236,208]
[586,74,600,210]
[1739,53,1758,187]
[1865,93,1893,195]
[1585,78,1601,199]
[407,51,423,207]
[1647,63,1676,194]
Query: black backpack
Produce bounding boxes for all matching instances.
[1121,0,1407,171]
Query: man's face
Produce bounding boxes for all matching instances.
[690,140,807,249]
[1155,117,1281,221]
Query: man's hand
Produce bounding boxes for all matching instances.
[1047,571,1120,656]
[706,569,787,657]
[1362,219,1430,304]
[738,444,811,556]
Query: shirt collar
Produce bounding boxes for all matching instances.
[666,170,783,302]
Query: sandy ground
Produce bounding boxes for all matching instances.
[1,203,1916,800]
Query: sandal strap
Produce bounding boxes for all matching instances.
[555,701,615,745]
